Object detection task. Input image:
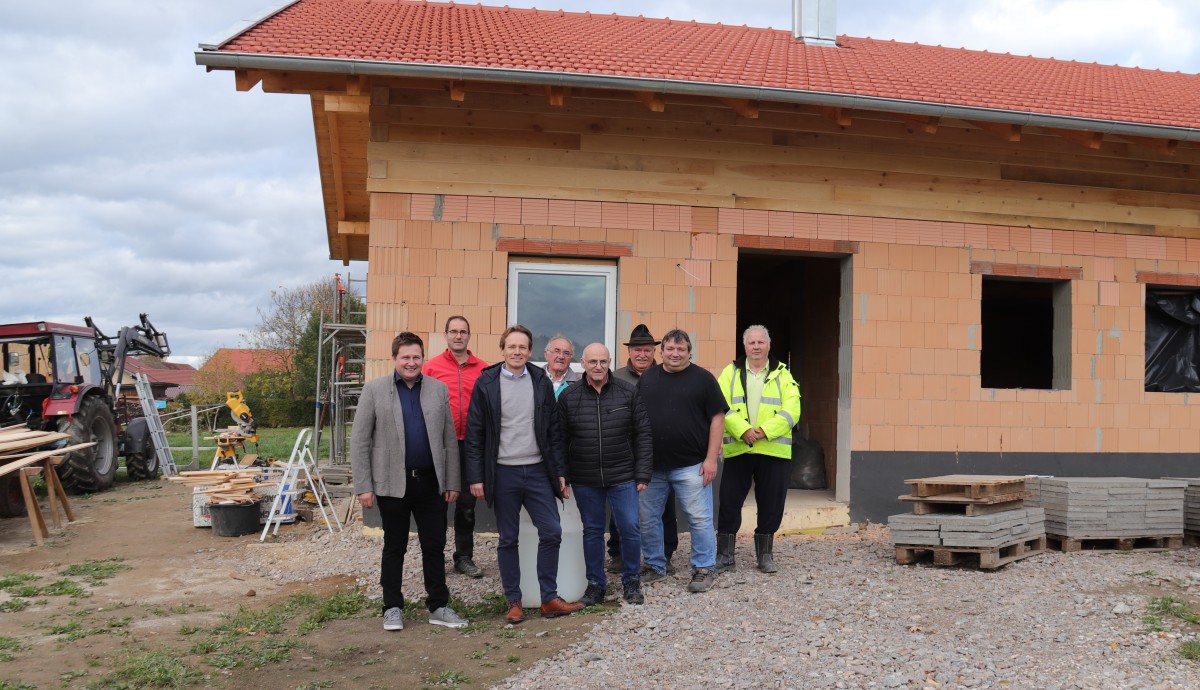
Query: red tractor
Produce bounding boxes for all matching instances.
[0,314,170,516]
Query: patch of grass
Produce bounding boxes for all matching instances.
[107,617,132,629]
[506,655,520,663]
[0,681,36,690]
[103,649,204,688]
[0,600,29,613]
[249,638,305,667]
[429,670,471,686]
[1180,639,1200,661]
[465,650,485,660]
[294,682,334,690]
[0,635,27,662]
[61,557,130,585]
[170,603,209,615]
[1143,614,1167,632]
[206,652,241,669]
[45,620,110,642]
[1129,569,1158,577]
[495,629,524,639]
[1147,596,1200,625]
[335,644,360,656]
[43,580,89,597]
[297,590,371,634]
[59,669,88,683]
[459,621,493,635]
[0,573,39,590]
[454,593,508,620]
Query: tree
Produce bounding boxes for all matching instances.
[192,348,240,404]
[244,277,342,400]
[293,290,364,400]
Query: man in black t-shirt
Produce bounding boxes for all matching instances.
[636,329,728,593]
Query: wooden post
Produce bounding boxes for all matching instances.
[18,467,47,546]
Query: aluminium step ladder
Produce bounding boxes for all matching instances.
[259,427,342,541]
[132,373,178,477]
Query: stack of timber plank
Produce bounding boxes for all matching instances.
[889,475,1047,569]
[168,469,279,505]
[1163,477,1200,542]
[1026,477,1185,552]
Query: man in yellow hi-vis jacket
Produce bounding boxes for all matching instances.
[715,325,801,574]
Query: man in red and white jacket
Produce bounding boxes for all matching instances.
[423,315,488,577]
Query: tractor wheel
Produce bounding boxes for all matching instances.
[125,435,160,481]
[0,476,25,518]
[56,396,119,494]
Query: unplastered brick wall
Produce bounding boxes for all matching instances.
[363,191,1200,458]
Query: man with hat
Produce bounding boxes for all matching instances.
[607,324,679,575]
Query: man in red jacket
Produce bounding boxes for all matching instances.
[423,315,488,578]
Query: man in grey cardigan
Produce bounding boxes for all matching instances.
[351,332,468,632]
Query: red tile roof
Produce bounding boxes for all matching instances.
[208,0,1200,131]
[204,348,291,377]
[125,357,198,387]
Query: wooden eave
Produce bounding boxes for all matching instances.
[229,67,1199,260]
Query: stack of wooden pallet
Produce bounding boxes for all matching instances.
[889,475,1047,569]
[1027,477,1185,552]
[168,469,278,504]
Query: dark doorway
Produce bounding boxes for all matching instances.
[736,251,843,488]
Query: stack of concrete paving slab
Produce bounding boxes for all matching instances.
[1026,477,1185,538]
[889,507,1045,548]
[1160,477,1200,535]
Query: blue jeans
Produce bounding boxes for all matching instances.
[574,482,641,588]
[493,462,562,605]
[640,463,715,573]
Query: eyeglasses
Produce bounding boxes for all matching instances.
[546,348,573,358]
[446,330,470,337]
[584,359,610,367]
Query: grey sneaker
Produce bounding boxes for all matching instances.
[641,568,667,585]
[687,568,715,593]
[429,606,468,629]
[383,607,404,631]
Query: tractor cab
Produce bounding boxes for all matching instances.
[0,322,102,427]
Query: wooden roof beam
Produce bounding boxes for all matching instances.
[234,69,263,92]
[326,108,347,222]
[448,80,466,102]
[896,114,939,134]
[1115,134,1178,157]
[545,85,568,106]
[968,120,1021,142]
[720,98,760,119]
[817,106,852,127]
[1048,127,1103,150]
[345,75,368,96]
[324,94,370,113]
[633,91,665,112]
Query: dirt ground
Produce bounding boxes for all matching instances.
[0,479,597,689]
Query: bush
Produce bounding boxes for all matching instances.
[243,398,318,428]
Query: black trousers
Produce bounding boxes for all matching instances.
[452,440,477,562]
[607,486,678,559]
[377,471,449,613]
[716,454,791,535]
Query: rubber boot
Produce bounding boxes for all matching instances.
[716,533,737,574]
[754,533,778,574]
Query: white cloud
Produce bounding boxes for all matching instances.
[1,0,1195,361]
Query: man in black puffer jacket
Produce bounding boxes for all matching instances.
[557,343,653,605]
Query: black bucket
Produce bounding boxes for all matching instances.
[210,502,262,537]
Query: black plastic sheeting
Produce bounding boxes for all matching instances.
[1145,290,1200,393]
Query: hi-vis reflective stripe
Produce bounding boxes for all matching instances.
[725,409,740,417]
[760,396,782,405]
[731,395,746,404]
[723,435,737,444]
[778,410,795,427]
[724,435,793,446]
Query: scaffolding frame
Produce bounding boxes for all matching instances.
[312,274,366,466]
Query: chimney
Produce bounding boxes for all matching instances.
[793,0,838,47]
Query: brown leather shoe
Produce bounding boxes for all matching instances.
[505,603,526,625]
[539,597,585,618]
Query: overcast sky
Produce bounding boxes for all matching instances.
[1,0,1196,366]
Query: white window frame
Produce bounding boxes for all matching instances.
[507,261,617,369]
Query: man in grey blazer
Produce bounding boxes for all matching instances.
[351,331,468,632]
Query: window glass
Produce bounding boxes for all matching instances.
[53,335,79,383]
[508,262,617,366]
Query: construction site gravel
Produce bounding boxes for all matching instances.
[5,479,1200,689]
[247,520,1200,689]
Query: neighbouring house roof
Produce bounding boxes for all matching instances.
[203,348,290,377]
[124,357,198,388]
[197,0,1200,137]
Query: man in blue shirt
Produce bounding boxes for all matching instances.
[351,332,468,632]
